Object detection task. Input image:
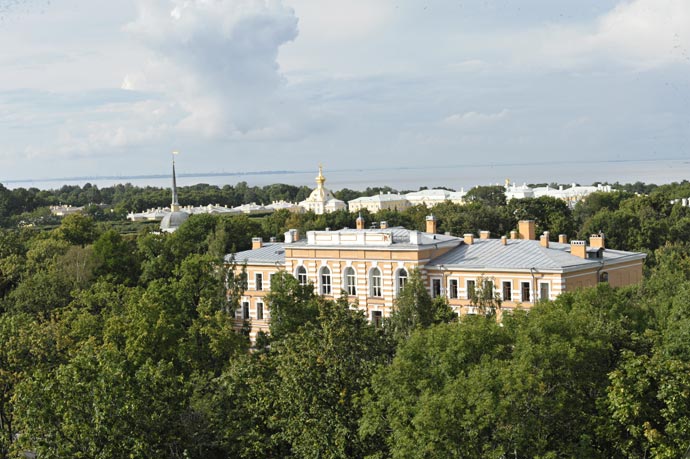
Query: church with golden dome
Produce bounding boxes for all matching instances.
[297,165,346,214]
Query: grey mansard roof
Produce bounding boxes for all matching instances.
[228,229,646,272]
[229,243,287,265]
[228,227,459,265]
[427,238,646,273]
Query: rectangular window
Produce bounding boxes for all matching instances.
[242,301,250,320]
[449,279,458,299]
[371,276,382,297]
[502,281,512,301]
[521,282,531,302]
[540,283,550,301]
[255,273,263,291]
[371,310,383,328]
[321,272,332,295]
[432,278,442,298]
[466,280,476,300]
[268,273,274,289]
[256,302,264,320]
[346,271,357,296]
[296,267,308,286]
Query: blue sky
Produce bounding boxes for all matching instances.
[0,0,688,183]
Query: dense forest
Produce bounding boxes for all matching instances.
[2,181,690,457]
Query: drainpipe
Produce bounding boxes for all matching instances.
[596,260,605,284]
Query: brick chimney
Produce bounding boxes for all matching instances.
[426,215,437,234]
[518,220,536,240]
[463,233,474,245]
[480,230,490,239]
[558,234,568,244]
[501,235,507,245]
[589,233,605,249]
[510,230,518,240]
[570,240,586,259]
[252,237,263,250]
[540,232,550,248]
[356,214,365,230]
[380,221,388,229]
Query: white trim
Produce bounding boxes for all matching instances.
[538,281,551,301]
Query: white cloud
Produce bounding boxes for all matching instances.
[283,0,393,41]
[593,0,690,67]
[443,109,509,128]
[504,0,690,71]
[124,0,299,137]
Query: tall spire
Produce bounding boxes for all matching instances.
[315,164,326,188]
[171,151,180,212]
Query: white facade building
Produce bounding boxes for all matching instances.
[298,166,346,214]
[504,180,613,207]
[348,193,411,213]
[404,189,466,207]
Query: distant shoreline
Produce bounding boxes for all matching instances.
[3,158,689,191]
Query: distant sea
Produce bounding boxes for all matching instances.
[3,159,690,192]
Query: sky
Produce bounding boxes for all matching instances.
[0,0,689,186]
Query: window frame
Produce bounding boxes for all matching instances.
[539,282,550,301]
[344,266,357,296]
[370,267,383,298]
[296,266,308,286]
[320,266,332,295]
[502,281,512,302]
[521,281,531,303]
[396,268,408,296]
[466,279,476,300]
[255,272,263,291]
[431,278,442,298]
[449,278,459,299]
[371,310,383,328]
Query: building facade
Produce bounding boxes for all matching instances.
[297,166,346,214]
[230,218,646,342]
[504,180,613,207]
[348,192,411,213]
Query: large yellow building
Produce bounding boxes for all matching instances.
[229,219,646,341]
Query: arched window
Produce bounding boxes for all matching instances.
[395,268,408,296]
[295,266,308,286]
[599,271,609,283]
[370,267,382,297]
[320,266,332,295]
[344,266,357,296]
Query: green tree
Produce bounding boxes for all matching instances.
[265,271,318,340]
[270,298,388,458]
[464,185,506,207]
[92,229,140,284]
[468,275,502,316]
[56,213,98,247]
[386,268,455,341]
[13,342,190,458]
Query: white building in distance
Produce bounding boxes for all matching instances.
[505,180,612,207]
[297,166,346,214]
